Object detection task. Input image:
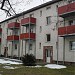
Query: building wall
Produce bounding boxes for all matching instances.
[0,0,75,63]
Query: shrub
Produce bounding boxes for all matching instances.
[22,54,36,66]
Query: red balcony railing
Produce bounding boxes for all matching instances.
[58,25,75,36]
[21,17,36,26]
[58,2,75,17]
[20,33,35,40]
[8,22,20,29]
[7,35,19,41]
[0,38,1,42]
[0,28,2,33]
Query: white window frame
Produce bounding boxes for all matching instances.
[46,16,51,25]
[70,41,75,51]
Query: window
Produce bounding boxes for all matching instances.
[67,0,75,3]
[69,20,73,25]
[46,34,50,42]
[70,41,75,50]
[30,13,34,17]
[46,6,51,10]
[46,16,51,25]
[29,44,32,50]
[30,28,33,33]
[46,49,50,57]
[14,31,18,35]
[40,10,42,17]
[40,26,42,33]
[69,20,75,25]
[39,43,41,49]
[15,44,17,49]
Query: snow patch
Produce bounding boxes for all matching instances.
[45,64,66,69]
[0,59,22,65]
[25,65,42,68]
[3,66,18,69]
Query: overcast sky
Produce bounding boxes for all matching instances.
[0,0,51,22]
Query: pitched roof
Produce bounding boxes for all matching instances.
[0,0,62,24]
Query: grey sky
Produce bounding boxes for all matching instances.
[0,0,51,22]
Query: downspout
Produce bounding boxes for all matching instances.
[63,18,65,64]
[11,28,14,58]
[28,16,30,54]
[21,26,23,57]
[18,25,21,60]
[56,5,59,64]
[34,19,36,57]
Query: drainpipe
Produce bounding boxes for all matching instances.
[25,40,26,55]
[21,26,23,58]
[11,41,13,58]
[6,28,8,57]
[35,22,36,58]
[56,5,59,64]
[21,40,23,57]
[63,18,65,64]
[11,29,14,58]
[28,16,31,54]
[18,26,21,60]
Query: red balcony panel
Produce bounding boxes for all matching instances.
[8,22,20,29]
[0,38,1,42]
[20,33,35,40]
[0,28,2,33]
[58,27,66,35]
[58,25,75,36]
[67,25,75,34]
[21,17,36,26]
[7,35,19,41]
[58,2,75,17]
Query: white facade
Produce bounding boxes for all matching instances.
[0,0,75,64]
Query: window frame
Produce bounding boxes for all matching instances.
[39,43,41,49]
[40,10,42,17]
[46,34,51,42]
[15,44,17,50]
[46,16,51,25]
[29,44,32,50]
[70,41,75,51]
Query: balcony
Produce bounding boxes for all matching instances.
[0,28,2,33]
[58,2,75,17]
[20,33,35,40]
[58,25,75,37]
[21,17,36,26]
[8,22,20,29]
[0,38,1,42]
[7,35,19,41]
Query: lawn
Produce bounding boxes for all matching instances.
[0,64,75,75]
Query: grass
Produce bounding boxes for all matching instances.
[0,64,75,75]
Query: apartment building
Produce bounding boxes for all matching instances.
[0,0,75,64]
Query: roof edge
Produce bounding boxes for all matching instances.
[0,0,62,24]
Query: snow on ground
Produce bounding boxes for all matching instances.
[0,58,66,69]
[25,65,42,68]
[3,66,18,69]
[0,59,22,65]
[45,64,66,69]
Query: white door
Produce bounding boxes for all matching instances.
[46,49,50,63]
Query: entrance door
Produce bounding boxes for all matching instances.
[43,46,53,63]
[46,49,50,63]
